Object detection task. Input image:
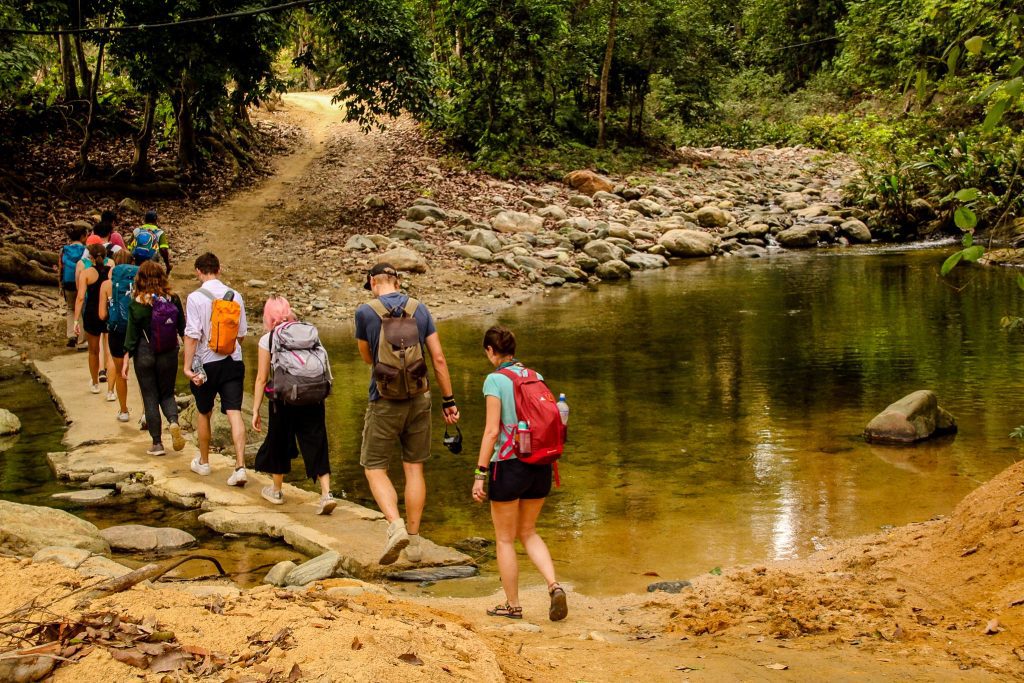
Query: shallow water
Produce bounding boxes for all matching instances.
[5,246,1023,596]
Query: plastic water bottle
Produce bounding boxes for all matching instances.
[516,420,532,455]
[557,394,570,425]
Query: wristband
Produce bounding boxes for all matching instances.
[443,394,455,401]
[474,466,488,476]
[442,396,457,409]
[474,473,487,481]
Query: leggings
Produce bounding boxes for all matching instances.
[133,335,179,444]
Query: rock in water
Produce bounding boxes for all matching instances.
[625,253,669,270]
[839,219,872,243]
[595,260,632,281]
[658,229,718,257]
[563,170,614,196]
[583,239,624,263]
[0,500,109,555]
[0,408,20,435]
[51,489,115,505]
[378,247,428,273]
[263,560,297,587]
[386,565,479,582]
[100,524,197,552]
[285,551,343,586]
[776,225,833,249]
[864,390,958,444]
[647,580,692,594]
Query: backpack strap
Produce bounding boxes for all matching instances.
[403,298,420,318]
[196,287,216,302]
[367,299,390,319]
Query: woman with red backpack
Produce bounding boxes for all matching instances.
[121,261,186,456]
[472,325,568,622]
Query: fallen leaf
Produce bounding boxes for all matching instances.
[351,636,363,651]
[137,642,168,656]
[398,652,424,666]
[149,650,189,673]
[287,663,302,682]
[763,663,788,670]
[108,647,149,669]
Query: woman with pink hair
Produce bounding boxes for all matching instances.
[252,296,335,514]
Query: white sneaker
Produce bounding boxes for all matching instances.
[317,493,337,516]
[261,485,284,505]
[227,467,248,487]
[169,422,185,452]
[403,534,422,563]
[147,443,166,456]
[116,411,130,422]
[89,383,100,394]
[106,391,116,402]
[379,518,409,565]
[190,456,211,476]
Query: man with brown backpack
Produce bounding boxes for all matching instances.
[355,263,460,565]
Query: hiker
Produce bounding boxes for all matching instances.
[59,223,88,348]
[121,261,186,455]
[183,252,248,485]
[471,325,568,622]
[91,209,126,255]
[97,249,137,421]
[130,210,171,273]
[354,262,460,565]
[73,240,113,394]
[251,296,336,515]
[76,234,118,395]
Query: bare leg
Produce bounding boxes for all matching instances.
[112,356,128,412]
[272,473,284,491]
[86,333,100,384]
[318,473,331,497]
[364,468,400,522]
[517,498,558,587]
[197,410,212,463]
[103,334,115,392]
[226,409,246,468]
[402,462,426,535]
[491,500,521,607]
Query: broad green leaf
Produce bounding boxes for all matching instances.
[1010,58,1024,77]
[941,251,963,276]
[980,82,1003,100]
[1017,274,1024,291]
[962,232,973,247]
[954,206,978,230]
[962,245,985,262]
[946,45,960,75]
[983,100,1009,132]
[1005,77,1023,101]
[964,36,985,55]
[954,188,980,202]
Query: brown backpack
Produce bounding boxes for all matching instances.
[369,298,429,400]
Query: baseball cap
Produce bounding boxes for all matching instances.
[364,262,399,290]
[86,235,104,245]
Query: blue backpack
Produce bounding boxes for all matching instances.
[60,243,85,287]
[132,227,161,261]
[107,264,139,333]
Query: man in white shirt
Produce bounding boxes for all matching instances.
[182,252,249,486]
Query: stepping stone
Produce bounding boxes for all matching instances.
[51,489,115,505]
[100,524,197,552]
[386,565,479,582]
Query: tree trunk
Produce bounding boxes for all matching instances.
[597,0,618,148]
[131,91,158,178]
[57,31,78,103]
[174,76,199,172]
[77,32,107,176]
[74,36,92,101]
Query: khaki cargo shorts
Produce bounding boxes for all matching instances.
[360,392,432,469]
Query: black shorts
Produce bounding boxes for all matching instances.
[83,314,106,337]
[107,329,126,358]
[488,458,553,502]
[191,357,245,415]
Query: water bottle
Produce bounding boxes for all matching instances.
[557,394,570,425]
[516,420,532,455]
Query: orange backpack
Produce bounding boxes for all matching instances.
[198,288,241,355]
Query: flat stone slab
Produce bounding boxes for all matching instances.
[0,499,109,556]
[386,565,479,582]
[52,489,115,505]
[77,555,133,579]
[100,524,197,552]
[32,546,93,569]
[285,551,343,586]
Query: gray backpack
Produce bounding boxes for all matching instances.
[270,322,332,405]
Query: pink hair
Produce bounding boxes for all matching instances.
[263,296,296,332]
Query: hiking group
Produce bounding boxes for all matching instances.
[60,217,570,622]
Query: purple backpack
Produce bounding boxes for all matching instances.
[149,296,179,353]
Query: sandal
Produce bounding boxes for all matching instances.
[486,603,523,619]
[548,584,568,622]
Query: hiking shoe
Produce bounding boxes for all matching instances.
[486,603,523,619]
[116,411,130,423]
[317,493,337,516]
[190,456,211,476]
[147,443,166,456]
[403,534,422,563]
[548,584,568,622]
[66,338,77,348]
[379,519,409,565]
[106,391,116,402]
[89,383,100,394]
[261,486,284,505]
[227,467,248,487]
[169,422,185,452]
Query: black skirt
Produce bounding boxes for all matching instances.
[254,400,330,481]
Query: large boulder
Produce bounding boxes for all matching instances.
[492,211,543,234]
[467,228,502,253]
[563,170,614,196]
[378,247,428,273]
[100,524,197,552]
[776,225,833,249]
[839,219,872,244]
[0,409,20,435]
[864,390,958,444]
[582,239,624,263]
[0,500,109,556]
[595,260,632,281]
[658,229,717,257]
[695,206,731,228]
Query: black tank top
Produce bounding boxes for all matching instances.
[84,263,111,321]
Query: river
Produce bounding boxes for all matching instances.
[4,246,1023,595]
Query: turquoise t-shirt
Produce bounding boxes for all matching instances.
[482,363,543,462]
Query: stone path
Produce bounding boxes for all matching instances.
[31,353,473,579]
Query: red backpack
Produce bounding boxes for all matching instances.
[496,365,566,484]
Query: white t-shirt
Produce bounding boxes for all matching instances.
[184,278,247,365]
[258,332,271,351]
